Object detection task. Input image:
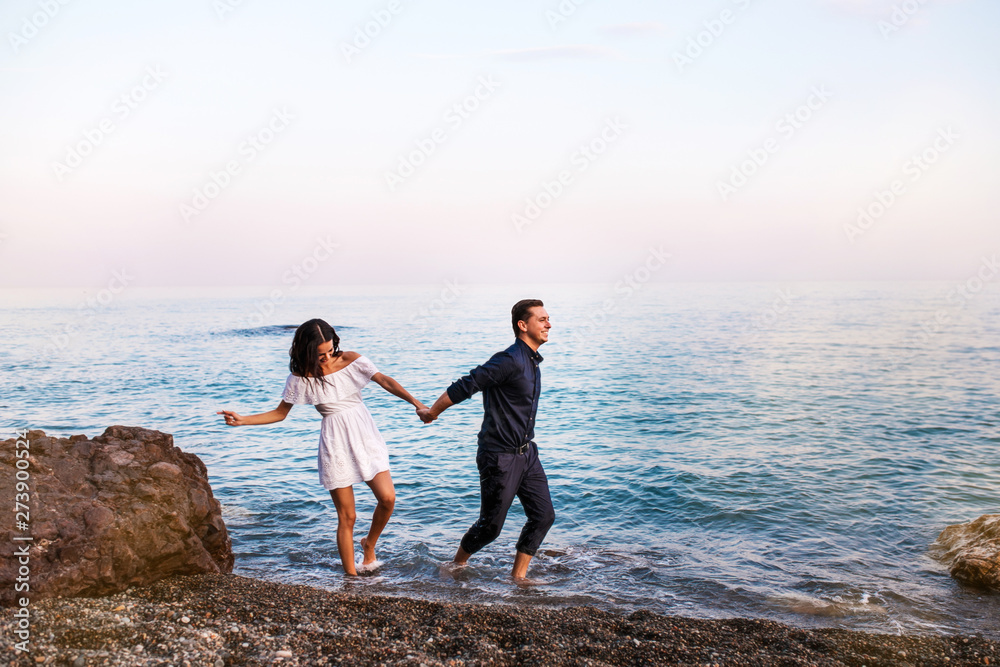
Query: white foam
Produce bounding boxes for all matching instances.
[769,592,888,617]
[356,560,383,574]
[221,504,254,519]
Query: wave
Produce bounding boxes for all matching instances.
[217,324,353,338]
[767,592,888,618]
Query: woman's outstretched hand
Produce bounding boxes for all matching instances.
[416,407,435,424]
[217,410,245,426]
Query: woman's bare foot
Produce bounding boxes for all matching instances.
[360,537,376,566]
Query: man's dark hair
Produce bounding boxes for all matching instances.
[511,299,544,336]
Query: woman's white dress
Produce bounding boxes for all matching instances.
[282,355,390,490]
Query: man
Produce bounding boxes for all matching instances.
[418,299,555,580]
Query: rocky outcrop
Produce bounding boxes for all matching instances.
[931,514,1000,591]
[0,426,232,605]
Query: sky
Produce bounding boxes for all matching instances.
[0,0,998,289]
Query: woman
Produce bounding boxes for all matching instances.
[218,318,425,576]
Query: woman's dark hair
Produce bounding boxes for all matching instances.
[289,318,340,378]
[511,299,544,335]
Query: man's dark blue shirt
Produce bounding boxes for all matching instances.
[446,338,542,454]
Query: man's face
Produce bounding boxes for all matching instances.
[519,306,551,347]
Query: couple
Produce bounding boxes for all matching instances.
[218,299,555,580]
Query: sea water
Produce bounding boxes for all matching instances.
[2,282,998,637]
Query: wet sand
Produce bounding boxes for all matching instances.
[1,573,996,666]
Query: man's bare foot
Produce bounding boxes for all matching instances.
[360,537,376,565]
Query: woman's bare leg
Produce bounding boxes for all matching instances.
[329,486,358,576]
[360,471,395,565]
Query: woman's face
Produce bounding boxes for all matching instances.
[317,339,335,365]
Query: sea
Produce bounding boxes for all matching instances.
[2,282,998,638]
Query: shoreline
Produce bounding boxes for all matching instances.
[2,573,996,666]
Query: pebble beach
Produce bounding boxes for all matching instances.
[1,573,996,666]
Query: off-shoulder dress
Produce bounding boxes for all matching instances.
[282,355,390,490]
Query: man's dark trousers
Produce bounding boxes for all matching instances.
[460,442,555,556]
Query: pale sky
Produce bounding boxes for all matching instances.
[1,0,997,288]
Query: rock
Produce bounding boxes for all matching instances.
[931,514,1000,591]
[0,426,233,605]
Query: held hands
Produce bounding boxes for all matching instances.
[217,410,245,426]
[415,405,436,424]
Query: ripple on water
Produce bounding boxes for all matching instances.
[4,283,1000,637]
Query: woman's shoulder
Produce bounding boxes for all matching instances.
[285,373,309,386]
[341,351,362,362]
[345,352,379,378]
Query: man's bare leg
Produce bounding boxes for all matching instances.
[512,551,532,579]
[439,545,472,578]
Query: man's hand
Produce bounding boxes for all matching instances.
[420,391,453,424]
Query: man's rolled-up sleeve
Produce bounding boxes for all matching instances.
[446,351,512,404]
